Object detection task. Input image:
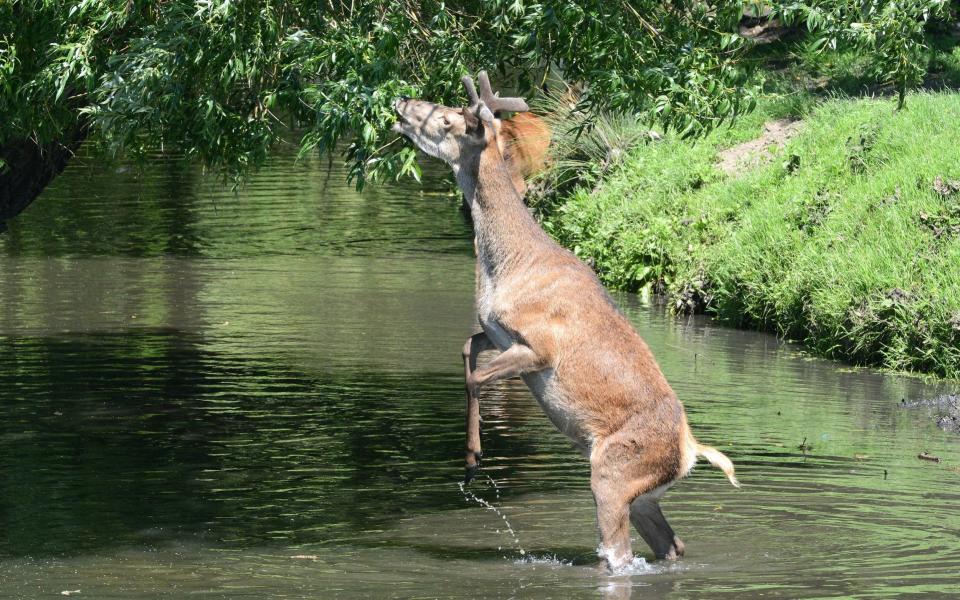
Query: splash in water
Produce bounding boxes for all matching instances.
[597,545,654,575]
[514,553,573,568]
[458,477,525,558]
[484,473,501,502]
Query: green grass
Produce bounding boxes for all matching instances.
[546,91,960,378]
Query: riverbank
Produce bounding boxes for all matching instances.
[544,91,960,379]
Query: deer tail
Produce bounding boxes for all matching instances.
[696,443,740,488]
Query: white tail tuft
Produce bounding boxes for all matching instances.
[696,443,740,488]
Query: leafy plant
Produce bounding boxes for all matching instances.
[773,0,952,109]
[552,92,960,378]
[1,0,758,220]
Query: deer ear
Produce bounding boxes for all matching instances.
[477,104,496,126]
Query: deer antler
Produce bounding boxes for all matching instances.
[461,70,529,118]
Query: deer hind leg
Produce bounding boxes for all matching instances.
[629,493,684,560]
[590,447,658,571]
[592,436,683,569]
[591,479,634,572]
[462,332,493,483]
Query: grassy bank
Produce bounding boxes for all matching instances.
[544,91,960,378]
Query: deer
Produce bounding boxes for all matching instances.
[392,71,739,571]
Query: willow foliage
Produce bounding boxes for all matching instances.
[1,2,950,189]
[1,1,759,186]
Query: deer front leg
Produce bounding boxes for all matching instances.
[462,332,494,483]
[467,342,544,394]
[463,342,545,483]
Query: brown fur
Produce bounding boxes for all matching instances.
[498,112,551,193]
[393,74,737,571]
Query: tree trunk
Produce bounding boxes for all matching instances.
[0,122,88,231]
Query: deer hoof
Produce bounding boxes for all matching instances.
[463,452,483,484]
[464,464,479,484]
[664,536,685,560]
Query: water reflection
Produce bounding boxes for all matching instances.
[1,146,958,598]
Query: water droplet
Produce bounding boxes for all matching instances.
[458,479,525,557]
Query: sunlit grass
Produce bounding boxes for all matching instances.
[549,91,960,378]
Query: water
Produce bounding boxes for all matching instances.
[1,146,959,598]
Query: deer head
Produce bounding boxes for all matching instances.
[392,71,529,173]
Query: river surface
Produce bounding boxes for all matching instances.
[1,146,958,599]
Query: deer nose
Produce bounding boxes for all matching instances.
[400,95,410,101]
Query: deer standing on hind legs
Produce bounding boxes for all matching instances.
[393,71,739,571]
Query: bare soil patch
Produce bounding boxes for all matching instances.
[716,118,804,176]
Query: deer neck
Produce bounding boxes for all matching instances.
[455,143,551,279]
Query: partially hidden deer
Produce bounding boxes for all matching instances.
[392,71,739,571]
